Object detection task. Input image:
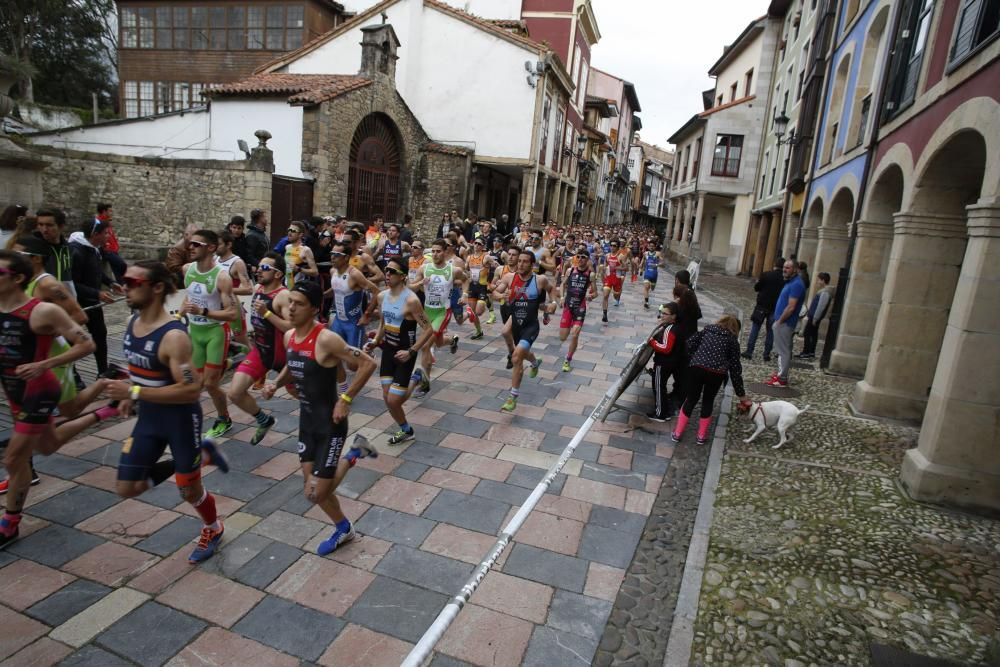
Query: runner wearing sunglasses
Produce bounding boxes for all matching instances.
[369,257,436,445]
[227,252,294,445]
[179,230,239,439]
[105,260,230,563]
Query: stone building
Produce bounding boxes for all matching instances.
[666,16,780,273]
[742,0,822,278]
[825,0,999,513]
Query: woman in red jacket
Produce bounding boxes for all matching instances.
[97,203,126,282]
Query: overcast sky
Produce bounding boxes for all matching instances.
[590,0,768,150]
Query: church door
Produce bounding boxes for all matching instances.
[348,114,401,223]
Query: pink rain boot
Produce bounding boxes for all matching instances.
[696,417,712,444]
[671,412,690,443]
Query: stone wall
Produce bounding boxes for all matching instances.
[29,144,271,258]
[410,148,469,241]
[302,79,468,240]
[0,138,47,209]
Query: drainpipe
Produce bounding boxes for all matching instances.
[819,0,903,370]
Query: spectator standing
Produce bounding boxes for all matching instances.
[743,257,785,361]
[671,315,750,444]
[766,260,807,387]
[245,208,270,269]
[34,208,76,298]
[799,272,834,359]
[400,214,414,244]
[0,204,27,248]
[647,302,682,422]
[228,215,250,264]
[165,223,198,287]
[69,218,121,376]
[96,203,127,282]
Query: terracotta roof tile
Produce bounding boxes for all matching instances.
[208,73,371,105]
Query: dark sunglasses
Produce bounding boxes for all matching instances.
[15,250,44,257]
[258,264,277,272]
[329,251,347,258]
[188,240,207,248]
[386,267,406,276]
[122,276,150,288]
[0,267,14,276]
[288,228,302,234]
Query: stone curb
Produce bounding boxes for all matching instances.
[663,291,741,667]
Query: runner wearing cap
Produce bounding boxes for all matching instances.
[463,237,496,340]
[559,247,597,372]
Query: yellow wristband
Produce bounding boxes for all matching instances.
[339,393,353,404]
[263,310,273,319]
[129,385,141,400]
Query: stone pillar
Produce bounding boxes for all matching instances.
[680,197,693,251]
[829,220,893,377]
[852,212,968,421]
[782,212,800,259]
[764,209,782,272]
[813,224,850,287]
[689,193,706,253]
[900,201,1000,513]
[797,226,818,270]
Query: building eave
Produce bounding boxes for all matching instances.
[667,114,706,145]
[707,17,766,76]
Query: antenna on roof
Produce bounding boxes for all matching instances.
[381,11,388,24]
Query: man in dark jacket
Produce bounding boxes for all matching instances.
[245,208,270,269]
[34,207,76,298]
[69,219,121,376]
[743,257,784,361]
[228,215,250,265]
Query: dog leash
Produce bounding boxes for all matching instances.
[751,402,765,422]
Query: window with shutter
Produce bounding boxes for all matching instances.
[950,0,999,64]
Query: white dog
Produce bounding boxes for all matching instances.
[737,400,810,449]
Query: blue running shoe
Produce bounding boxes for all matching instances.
[188,522,224,564]
[345,434,378,465]
[200,438,229,473]
[317,522,356,556]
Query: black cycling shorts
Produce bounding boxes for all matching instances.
[298,413,348,479]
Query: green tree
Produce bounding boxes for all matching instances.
[0,0,116,108]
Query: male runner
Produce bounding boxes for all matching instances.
[444,234,469,327]
[326,240,379,349]
[0,238,121,495]
[283,222,319,288]
[263,282,377,555]
[372,223,410,270]
[369,257,435,445]
[106,260,229,563]
[527,231,556,275]
[493,250,556,412]
[602,240,628,322]
[417,239,466,395]
[489,247,519,369]
[642,242,661,309]
[463,238,495,340]
[407,240,427,302]
[485,236,505,324]
[227,252,293,445]
[559,247,597,372]
[179,230,238,438]
[216,230,253,352]
[0,250,96,547]
[629,236,642,282]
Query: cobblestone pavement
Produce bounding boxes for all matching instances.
[688,273,1000,667]
[0,279,693,666]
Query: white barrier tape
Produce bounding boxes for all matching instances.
[401,375,622,667]
[82,297,127,311]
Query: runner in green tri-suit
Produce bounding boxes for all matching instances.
[179,230,237,439]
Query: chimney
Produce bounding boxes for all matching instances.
[359,23,400,85]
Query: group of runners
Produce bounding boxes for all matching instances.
[0,214,664,563]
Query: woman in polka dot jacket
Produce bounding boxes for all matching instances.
[671,314,751,444]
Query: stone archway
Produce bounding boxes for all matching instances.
[813,187,854,287]
[347,113,403,224]
[830,163,903,376]
[853,129,987,422]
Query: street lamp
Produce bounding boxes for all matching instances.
[774,112,801,146]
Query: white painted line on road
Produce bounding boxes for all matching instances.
[401,345,636,667]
